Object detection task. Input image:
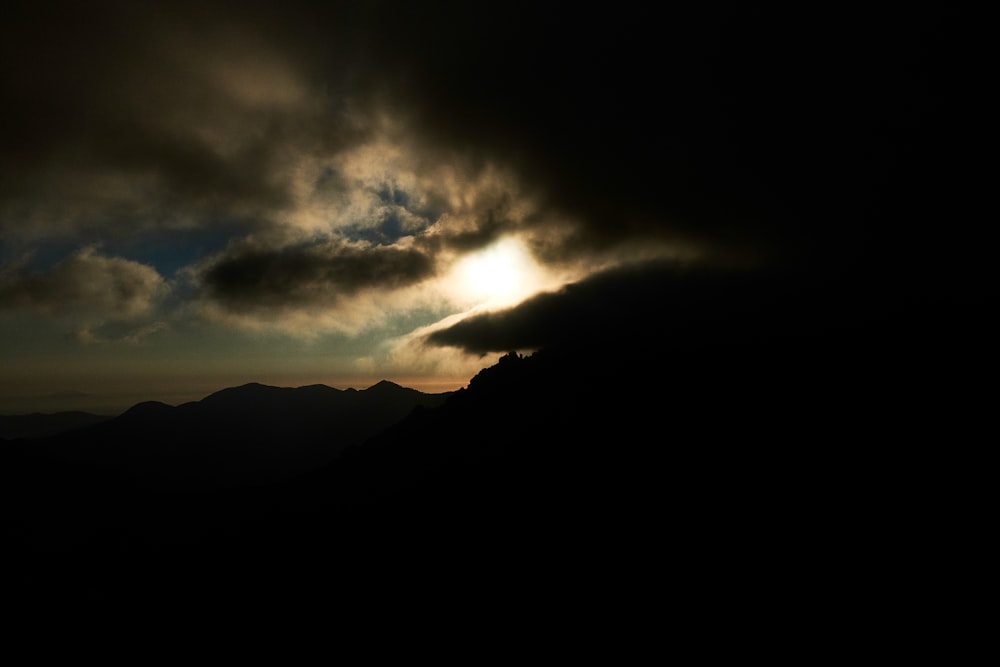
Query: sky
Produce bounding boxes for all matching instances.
[0,3,976,413]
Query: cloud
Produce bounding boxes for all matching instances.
[0,2,752,261]
[0,3,369,242]
[0,3,969,378]
[199,238,436,310]
[0,246,170,343]
[175,120,591,337]
[423,258,849,357]
[72,320,168,346]
[1,1,774,293]
[424,260,672,356]
[0,246,166,316]
[282,127,538,248]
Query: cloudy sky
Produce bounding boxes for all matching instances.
[0,2,973,412]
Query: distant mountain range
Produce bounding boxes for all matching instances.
[4,379,452,488]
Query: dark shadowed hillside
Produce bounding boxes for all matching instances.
[0,411,111,440]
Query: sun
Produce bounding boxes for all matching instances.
[451,237,543,306]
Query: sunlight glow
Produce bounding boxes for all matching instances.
[451,237,543,307]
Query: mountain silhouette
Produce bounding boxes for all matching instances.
[13,380,451,490]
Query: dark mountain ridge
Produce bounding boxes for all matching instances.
[13,379,452,490]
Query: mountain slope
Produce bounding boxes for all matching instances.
[0,411,112,440]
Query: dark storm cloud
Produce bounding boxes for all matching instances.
[424,260,681,355]
[201,240,436,309]
[3,2,961,259]
[302,4,966,269]
[425,257,881,357]
[1,2,975,337]
[423,260,720,355]
[0,1,370,239]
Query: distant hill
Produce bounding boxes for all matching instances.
[0,411,111,440]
